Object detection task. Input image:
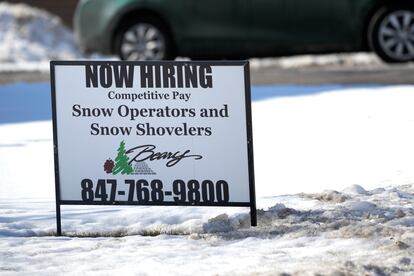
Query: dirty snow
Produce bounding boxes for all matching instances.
[0,184,413,275]
[249,52,388,69]
[0,85,413,275]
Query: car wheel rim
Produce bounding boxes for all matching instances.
[378,10,414,61]
[120,23,166,61]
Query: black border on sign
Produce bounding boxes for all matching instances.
[50,60,257,235]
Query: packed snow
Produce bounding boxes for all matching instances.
[0,184,413,275]
[253,85,414,195]
[0,84,413,275]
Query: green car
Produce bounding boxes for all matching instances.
[74,0,414,63]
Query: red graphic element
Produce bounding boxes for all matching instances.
[104,159,114,174]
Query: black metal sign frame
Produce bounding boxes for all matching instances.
[50,60,256,236]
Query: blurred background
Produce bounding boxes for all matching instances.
[5,0,78,26]
[0,0,414,84]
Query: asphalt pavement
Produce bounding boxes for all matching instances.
[251,64,414,85]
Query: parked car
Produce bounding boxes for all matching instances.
[74,0,414,63]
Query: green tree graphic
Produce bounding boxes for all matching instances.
[112,141,133,175]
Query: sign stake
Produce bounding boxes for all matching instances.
[56,203,62,236]
[250,206,257,226]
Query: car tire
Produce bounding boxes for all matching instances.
[114,17,174,61]
[368,5,414,63]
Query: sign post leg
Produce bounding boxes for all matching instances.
[250,205,257,227]
[56,203,62,236]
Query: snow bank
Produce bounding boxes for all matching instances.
[0,3,83,64]
[0,3,114,72]
[0,185,412,275]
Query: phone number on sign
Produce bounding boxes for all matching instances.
[80,179,230,204]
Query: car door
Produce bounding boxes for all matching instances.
[284,0,353,52]
[181,0,250,58]
[249,0,289,55]
[250,0,354,55]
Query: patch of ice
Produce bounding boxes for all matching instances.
[343,184,368,195]
[370,187,386,194]
[346,201,376,212]
[389,217,414,227]
[303,190,348,203]
[203,214,235,233]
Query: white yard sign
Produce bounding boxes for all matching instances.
[51,61,256,234]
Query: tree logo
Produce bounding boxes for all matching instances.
[104,141,133,175]
[104,141,156,175]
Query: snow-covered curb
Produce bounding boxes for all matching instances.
[250,52,383,69]
[0,61,49,72]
